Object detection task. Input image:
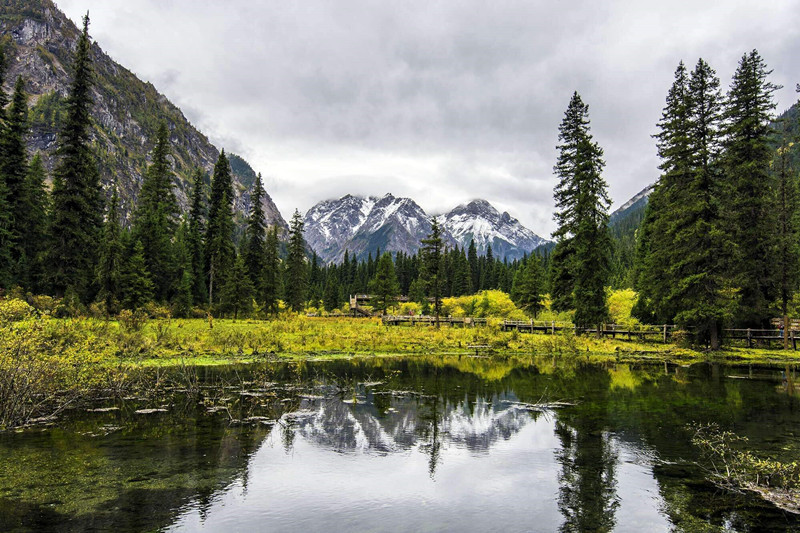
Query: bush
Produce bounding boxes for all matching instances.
[607,288,640,327]
[29,295,57,315]
[0,298,34,323]
[442,291,527,320]
[118,309,148,332]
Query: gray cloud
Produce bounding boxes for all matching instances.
[59,0,800,234]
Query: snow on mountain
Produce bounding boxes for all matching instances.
[436,200,549,260]
[304,193,455,263]
[304,194,547,263]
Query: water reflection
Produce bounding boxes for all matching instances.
[0,358,798,532]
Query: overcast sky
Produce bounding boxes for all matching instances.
[58,0,800,234]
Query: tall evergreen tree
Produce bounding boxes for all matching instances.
[243,173,267,298]
[369,252,400,314]
[133,121,179,301]
[263,225,281,314]
[323,276,340,312]
[467,239,479,291]
[120,238,154,310]
[722,50,780,327]
[285,210,308,312]
[633,62,692,324]
[773,115,799,348]
[95,186,123,312]
[549,239,574,312]
[1,76,30,284]
[0,47,11,288]
[48,14,103,300]
[220,253,254,319]
[512,256,545,316]
[172,219,194,318]
[420,218,445,325]
[205,151,235,307]
[551,92,611,330]
[19,154,49,292]
[187,168,207,304]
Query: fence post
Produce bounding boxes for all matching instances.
[747,328,752,349]
[663,324,667,343]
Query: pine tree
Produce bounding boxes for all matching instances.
[323,276,340,312]
[467,239,479,291]
[187,168,207,304]
[19,154,49,292]
[263,225,281,314]
[1,77,30,284]
[452,247,472,296]
[773,115,799,348]
[722,50,780,327]
[172,220,194,318]
[551,92,611,330]
[285,210,308,312]
[512,257,544,316]
[420,218,445,325]
[95,186,123,312]
[244,174,267,297]
[120,238,154,310]
[220,254,254,319]
[369,252,400,314]
[205,152,235,308]
[48,14,103,300]
[633,62,692,324]
[133,121,178,301]
[0,48,10,290]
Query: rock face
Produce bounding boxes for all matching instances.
[609,184,653,226]
[0,0,286,229]
[304,193,547,263]
[436,199,548,261]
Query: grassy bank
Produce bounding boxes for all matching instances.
[3,297,800,428]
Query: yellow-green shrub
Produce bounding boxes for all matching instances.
[0,298,34,323]
[442,290,527,320]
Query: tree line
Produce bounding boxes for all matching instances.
[546,50,799,348]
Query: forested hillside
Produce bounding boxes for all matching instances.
[0,0,285,228]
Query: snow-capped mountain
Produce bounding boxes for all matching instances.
[304,193,457,263]
[436,200,549,261]
[305,194,549,263]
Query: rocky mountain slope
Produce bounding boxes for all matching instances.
[304,193,457,263]
[305,193,547,263]
[436,199,548,260]
[0,0,286,228]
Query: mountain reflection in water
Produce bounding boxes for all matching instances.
[1,357,799,532]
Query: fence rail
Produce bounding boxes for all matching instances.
[382,315,487,327]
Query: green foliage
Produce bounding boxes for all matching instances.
[132,121,179,301]
[220,254,254,320]
[285,210,307,312]
[420,218,445,321]
[691,423,800,499]
[243,174,267,301]
[95,186,123,312]
[722,50,780,327]
[369,252,400,313]
[511,256,545,316]
[551,92,611,329]
[48,15,103,300]
[0,297,33,323]
[442,290,527,320]
[120,239,154,310]
[205,152,235,308]
[187,168,207,304]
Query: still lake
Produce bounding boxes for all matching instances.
[0,356,798,532]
